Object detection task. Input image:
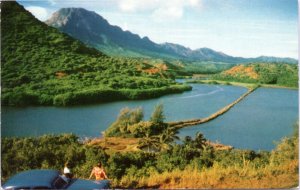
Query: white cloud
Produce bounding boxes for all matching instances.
[189,0,201,6]
[151,0,202,21]
[118,0,136,12]
[152,6,183,21]
[117,0,202,21]
[25,6,49,21]
[118,0,158,13]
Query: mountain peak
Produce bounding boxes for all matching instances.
[46,7,159,56]
[46,7,109,28]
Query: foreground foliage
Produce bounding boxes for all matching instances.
[1,127,298,188]
[1,134,108,181]
[139,128,298,189]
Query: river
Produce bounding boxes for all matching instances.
[1,84,298,151]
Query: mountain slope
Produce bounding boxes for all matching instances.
[46,8,168,58]
[1,1,190,106]
[46,8,297,64]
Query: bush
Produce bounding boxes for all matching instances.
[1,134,108,182]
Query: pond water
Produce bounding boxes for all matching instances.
[1,84,298,151]
[179,87,298,150]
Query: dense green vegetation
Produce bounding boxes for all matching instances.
[1,2,191,106]
[104,105,170,139]
[213,63,298,87]
[1,134,105,181]
[182,61,235,74]
[2,125,298,188]
[0,133,264,184]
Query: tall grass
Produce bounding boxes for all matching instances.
[116,129,299,189]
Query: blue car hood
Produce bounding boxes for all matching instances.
[2,169,60,189]
[67,179,110,190]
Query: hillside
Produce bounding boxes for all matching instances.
[45,8,298,64]
[213,63,298,87]
[1,1,191,106]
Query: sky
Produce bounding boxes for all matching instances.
[17,0,298,59]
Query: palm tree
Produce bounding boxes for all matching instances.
[138,133,160,152]
[159,127,180,151]
[160,127,180,143]
[194,132,207,150]
[183,136,192,146]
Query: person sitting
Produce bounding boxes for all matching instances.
[89,162,108,180]
[63,162,73,179]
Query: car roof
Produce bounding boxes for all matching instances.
[2,169,60,189]
[67,179,110,190]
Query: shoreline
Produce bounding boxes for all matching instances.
[260,84,298,90]
[2,84,192,107]
[186,79,298,90]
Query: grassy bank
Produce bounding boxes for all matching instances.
[2,84,192,106]
[138,159,298,188]
[260,84,298,90]
[186,79,256,88]
[52,84,192,106]
[187,79,298,90]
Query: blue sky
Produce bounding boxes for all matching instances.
[18,0,298,59]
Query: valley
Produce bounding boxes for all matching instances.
[1,1,298,189]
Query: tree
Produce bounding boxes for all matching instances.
[129,107,144,124]
[138,133,160,152]
[127,121,153,137]
[159,127,180,151]
[105,107,144,137]
[150,103,165,124]
[194,132,207,150]
[183,136,193,147]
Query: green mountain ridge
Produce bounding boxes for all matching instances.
[1,1,191,106]
[46,7,298,64]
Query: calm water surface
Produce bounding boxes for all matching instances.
[1,84,298,151]
[179,87,298,150]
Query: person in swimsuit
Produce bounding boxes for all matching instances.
[88,162,108,180]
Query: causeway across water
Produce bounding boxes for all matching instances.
[168,86,258,129]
